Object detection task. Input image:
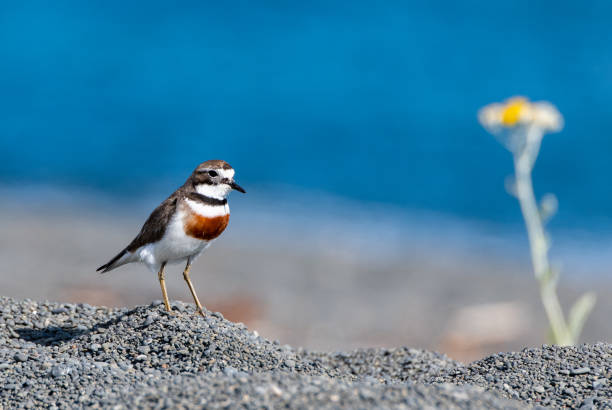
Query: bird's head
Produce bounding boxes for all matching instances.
[190,160,246,199]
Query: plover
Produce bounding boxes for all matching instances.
[97,159,245,316]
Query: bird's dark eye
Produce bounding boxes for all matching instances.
[208,170,218,177]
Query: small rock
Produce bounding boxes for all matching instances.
[93,361,108,369]
[269,384,282,397]
[172,303,185,313]
[570,367,590,376]
[223,366,237,377]
[494,360,507,370]
[118,361,131,371]
[13,352,27,362]
[137,345,150,354]
[562,387,575,397]
[579,396,597,410]
[51,365,71,378]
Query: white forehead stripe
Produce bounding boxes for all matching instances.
[218,168,235,179]
[185,199,229,217]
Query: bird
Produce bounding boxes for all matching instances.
[97,159,245,316]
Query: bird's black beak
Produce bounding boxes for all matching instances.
[230,180,246,193]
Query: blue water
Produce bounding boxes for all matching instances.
[1,1,612,229]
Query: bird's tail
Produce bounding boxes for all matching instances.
[97,249,129,273]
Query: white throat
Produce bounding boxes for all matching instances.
[195,183,231,199]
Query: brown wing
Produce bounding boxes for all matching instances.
[96,194,179,273]
[126,195,179,252]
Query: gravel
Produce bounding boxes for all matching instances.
[432,343,612,408]
[0,296,610,408]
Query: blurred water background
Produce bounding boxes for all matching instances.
[1,1,612,360]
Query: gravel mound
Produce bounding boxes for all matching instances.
[432,344,612,408]
[0,297,609,408]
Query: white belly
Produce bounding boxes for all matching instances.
[136,209,211,269]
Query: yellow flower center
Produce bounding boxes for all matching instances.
[501,98,529,126]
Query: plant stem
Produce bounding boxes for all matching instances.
[513,127,573,345]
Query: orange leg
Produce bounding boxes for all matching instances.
[157,262,172,313]
[183,259,205,316]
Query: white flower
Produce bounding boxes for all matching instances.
[479,96,563,134]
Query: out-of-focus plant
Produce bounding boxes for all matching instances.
[478,96,596,345]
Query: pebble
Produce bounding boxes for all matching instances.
[51,365,71,378]
[562,387,576,397]
[13,352,27,362]
[223,366,237,377]
[579,396,597,410]
[137,345,150,354]
[570,367,590,376]
[592,378,607,390]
